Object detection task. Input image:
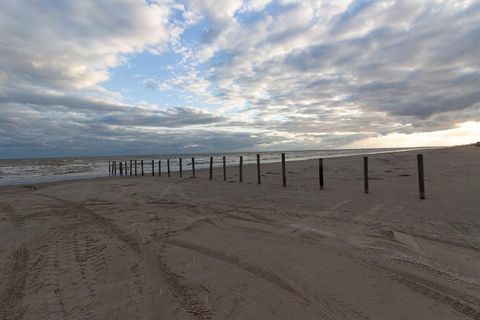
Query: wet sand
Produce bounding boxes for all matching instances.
[0,145,479,319]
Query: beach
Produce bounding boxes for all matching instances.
[0,145,479,319]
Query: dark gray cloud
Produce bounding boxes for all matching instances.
[1,90,225,128]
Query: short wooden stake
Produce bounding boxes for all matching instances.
[239,156,243,183]
[130,160,133,176]
[319,158,324,190]
[135,160,137,176]
[152,160,154,176]
[209,157,213,180]
[417,154,425,199]
[141,160,144,176]
[281,153,286,187]
[158,160,161,176]
[120,162,123,176]
[125,161,128,175]
[167,159,170,177]
[108,162,111,176]
[223,156,226,181]
[257,154,261,184]
[179,158,183,177]
[363,156,369,194]
[191,157,195,178]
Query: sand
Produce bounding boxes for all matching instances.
[0,145,479,320]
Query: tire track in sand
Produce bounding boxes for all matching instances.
[34,194,215,320]
[167,238,368,319]
[0,201,29,320]
[206,208,480,319]
[0,244,29,320]
[377,263,480,320]
[0,201,24,229]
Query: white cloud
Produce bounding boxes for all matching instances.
[0,0,173,91]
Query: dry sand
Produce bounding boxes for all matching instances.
[0,145,479,319]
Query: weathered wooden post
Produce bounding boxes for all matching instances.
[151,160,154,176]
[239,156,243,183]
[223,156,227,181]
[319,158,324,190]
[179,158,183,177]
[130,160,132,176]
[257,154,261,184]
[364,156,369,194]
[209,157,213,180]
[191,157,195,178]
[167,159,171,177]
[158,160,161,176]
[281,153,286,187]
[108,162,111,176]
[120,162,123,176]
[141,160,144,176]
[115,161,117,176]
[125,161,128,175]
[417,154,425,199]
[135,160,137,176]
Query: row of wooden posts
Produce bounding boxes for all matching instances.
[108,153,426,200]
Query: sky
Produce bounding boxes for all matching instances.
[0,0,479,158]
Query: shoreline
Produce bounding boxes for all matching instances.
[1,145,450,189]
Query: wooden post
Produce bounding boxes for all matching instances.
[319,158,324,190]
[417,154,425,199]
[239,156,243,183]
[120,161,123,176]
[158,160,161,176]
[135,160,137,176]
[112,161,115,176]
[130,160,132,176]
[108,162,111,176]
[152,160,154,176]
[257,154,261,184]
[179,158,183,177]
[363,156,369,194]
[223,156,226,181]
[125,161,128,175]
[281,153,286,187]
[209,157,213,180]
[192,157,195,178]
[167,159,171,177]
[141,160,144,176]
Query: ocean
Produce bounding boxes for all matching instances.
[0,148,426,186]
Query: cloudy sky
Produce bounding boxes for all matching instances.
[1,0,479,158]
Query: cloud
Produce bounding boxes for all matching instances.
[0,0,173,91]
[1,0,479,158]
[177,0,480,137]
